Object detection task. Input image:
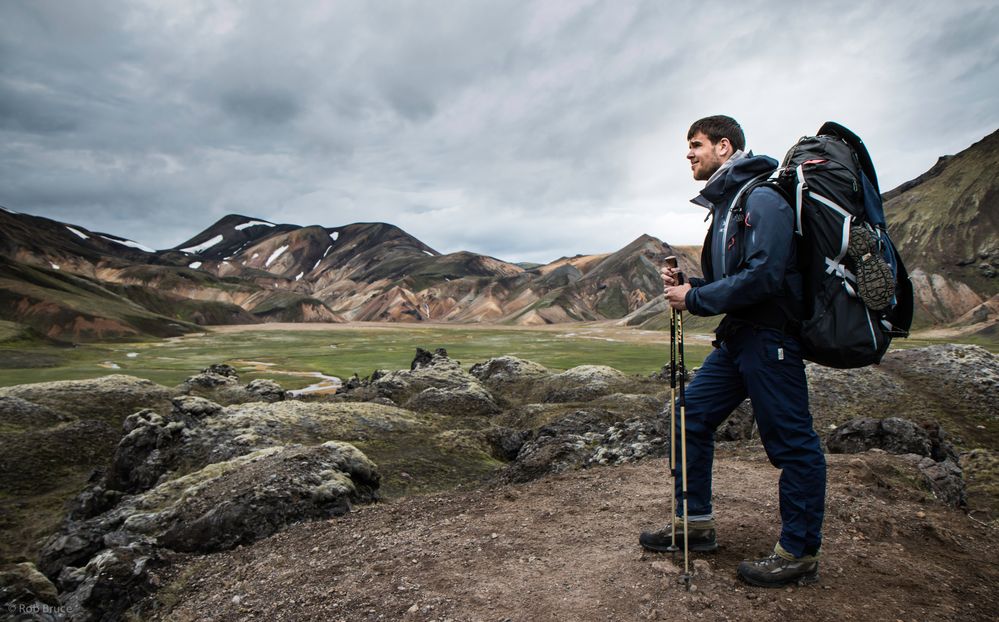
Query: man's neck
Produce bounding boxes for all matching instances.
[704,149,746,187]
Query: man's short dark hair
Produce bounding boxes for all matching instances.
[687,115,746,152]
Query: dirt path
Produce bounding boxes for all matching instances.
[145,449,999,622]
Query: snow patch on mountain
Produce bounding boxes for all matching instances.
[181,235,224,254]
[189,261,203,269]
[235,220,275,231]
[66,226,89,240]
[266,245,289,268]
[100,235,156,253]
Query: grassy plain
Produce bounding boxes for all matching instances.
[0,322,718,389]
[0,320,994,390]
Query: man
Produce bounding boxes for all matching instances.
[639,115,826,588]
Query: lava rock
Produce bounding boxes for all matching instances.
[411,347,450,370]
[184,363,240,388]
[469,356,550,387]
[904,455,967,508]
[58,544,164,622]
[245,379,286,402]
[826,417,934,457]
[39,442,380,583]
[405,384,500,417]
[506,409,667,482]
[542,365,629,403]
[0,396,70,429]
[0,562,60,609]
[0,375,172,420]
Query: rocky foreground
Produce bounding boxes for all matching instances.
[1,345,998,621]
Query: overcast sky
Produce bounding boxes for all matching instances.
[2,1,997,264]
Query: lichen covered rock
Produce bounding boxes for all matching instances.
[469,356,550,387]
[543,365,630,403]
[39,442,380,581]
[826,417,935,457]
[505,409,667,482]
[0,562,60,609]
[0,375,172,420]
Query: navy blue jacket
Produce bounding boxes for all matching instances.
[685,153,803,327]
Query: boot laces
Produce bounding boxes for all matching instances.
[752,553,785,567]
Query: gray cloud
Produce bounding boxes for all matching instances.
[219,87,302,125]
[1,0,997,262]
[0,83,79,134]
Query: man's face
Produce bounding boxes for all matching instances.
[687,131,732,181]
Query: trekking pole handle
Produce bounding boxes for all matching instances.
[663,256,685,285]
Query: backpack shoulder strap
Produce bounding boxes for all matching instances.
[731,175,789,220]
[723,175,803,330]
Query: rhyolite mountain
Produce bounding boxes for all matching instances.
[1,128,997,341]
[0,208,699,341]
[884,129,999,330]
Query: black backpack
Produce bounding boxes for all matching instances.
[737,122,914,368]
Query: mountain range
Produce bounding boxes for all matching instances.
[1,129,997,342]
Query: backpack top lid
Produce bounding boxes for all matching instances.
[817,121,880,195]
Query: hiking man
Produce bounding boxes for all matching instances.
[639,115,827,587]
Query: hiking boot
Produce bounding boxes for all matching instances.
[737,544,819,587]
[847,225,894,311]
[639,518,718,553]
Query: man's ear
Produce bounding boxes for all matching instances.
[716,137,732,157]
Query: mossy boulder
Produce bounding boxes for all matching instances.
[505,409,667,483]
[346,350,501,417]
[542,365,631,403]
[0,375,172,421]
[469,356,550,387]
[101,397,427,500]
[40,442,379,579]
[0,562,59,609]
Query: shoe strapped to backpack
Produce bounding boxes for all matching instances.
[846,224,895,311]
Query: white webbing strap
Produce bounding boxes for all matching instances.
[824,257,857,283]
[795,165,806,235]
[809,191,852,267]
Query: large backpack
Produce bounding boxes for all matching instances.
[737,122,914,368]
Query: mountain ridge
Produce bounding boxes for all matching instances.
[885,128,999,327]
[2,127,998,340]
[0,207,700,340]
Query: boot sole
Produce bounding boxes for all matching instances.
[738,569,819,588]
[639,540,719,553]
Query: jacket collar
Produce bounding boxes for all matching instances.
[690,150,778,211]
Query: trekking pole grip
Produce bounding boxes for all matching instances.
[664,255,685,285]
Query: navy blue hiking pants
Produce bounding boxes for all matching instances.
[674,325,826,558]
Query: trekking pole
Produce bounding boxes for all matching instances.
[664,257,679,557]
[666,256,692,589]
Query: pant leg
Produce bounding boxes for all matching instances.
[737,328,826,558]
[674,340,748,517]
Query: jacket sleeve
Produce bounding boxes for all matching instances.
[684,187,794,316]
